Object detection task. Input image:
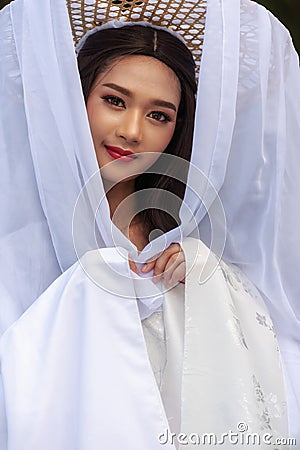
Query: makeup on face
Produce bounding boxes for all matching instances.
[104,145,137,162]
[86,54,181,183]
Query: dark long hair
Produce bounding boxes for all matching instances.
[77,25,197,234]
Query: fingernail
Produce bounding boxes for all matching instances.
[141,264,149,273]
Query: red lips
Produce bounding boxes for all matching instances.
[105,145,136,162]
[106,146,134,156]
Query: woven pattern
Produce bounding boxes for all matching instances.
[67,0,206,72]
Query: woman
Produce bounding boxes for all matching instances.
[77,23,197,286]
[0,0,299,448]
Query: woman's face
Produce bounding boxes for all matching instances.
[86,54,181,184]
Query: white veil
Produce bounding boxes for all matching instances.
[0,0,299,437]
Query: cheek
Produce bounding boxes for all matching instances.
[86,102,114,168]
[86,97,95,120]
[86,102,111,139]
[155,124,176,152]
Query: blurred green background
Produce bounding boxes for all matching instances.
[0,0,299,54]
[255,0,299,54]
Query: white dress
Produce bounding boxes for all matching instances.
[0,239,289,449]
[1,2,300,444]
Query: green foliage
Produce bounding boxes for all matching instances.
[255,0,299,53]
[0,0,11,9]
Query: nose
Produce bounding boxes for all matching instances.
[116,109,143,144]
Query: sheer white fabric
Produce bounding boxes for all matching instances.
[0,0,299,442]
[195,2,300,435]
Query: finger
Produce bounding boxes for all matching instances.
[163,252,185,285]
[161,243,182,257]
[141,259,157,273]
[170,261,186,285]
[129,259,139,275]
[142,243,181,273]
[152,251,178,282]
[153,244,182,273]
[165,261,186,287]
[149,243,182,264]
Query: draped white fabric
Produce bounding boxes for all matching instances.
[0,249,175,450]
[0,240,289,449]
[194,1,300,434]
[0,0,300,442]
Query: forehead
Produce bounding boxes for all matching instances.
[94,54,181,104]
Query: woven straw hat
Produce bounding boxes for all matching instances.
[67,0,207,71]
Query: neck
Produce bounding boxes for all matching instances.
[104,179,149,251]
[105,179,136,221]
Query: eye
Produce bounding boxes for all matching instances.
[148,111,171,123]
[102,95,125,108]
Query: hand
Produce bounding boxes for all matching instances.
[129,258,139,275]
[141,243,186,287]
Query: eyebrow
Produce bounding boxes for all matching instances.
[102,83,177,112]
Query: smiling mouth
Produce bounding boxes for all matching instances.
[105,145,137,162]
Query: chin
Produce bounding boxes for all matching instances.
[100,162,149,184]
[99,155,160,186]
[100,167,139,186]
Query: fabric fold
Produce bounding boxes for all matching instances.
[0,248,175,450]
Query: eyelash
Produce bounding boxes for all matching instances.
[102,95,171,123]
[149,111,171,123]
[103,95,125,108]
